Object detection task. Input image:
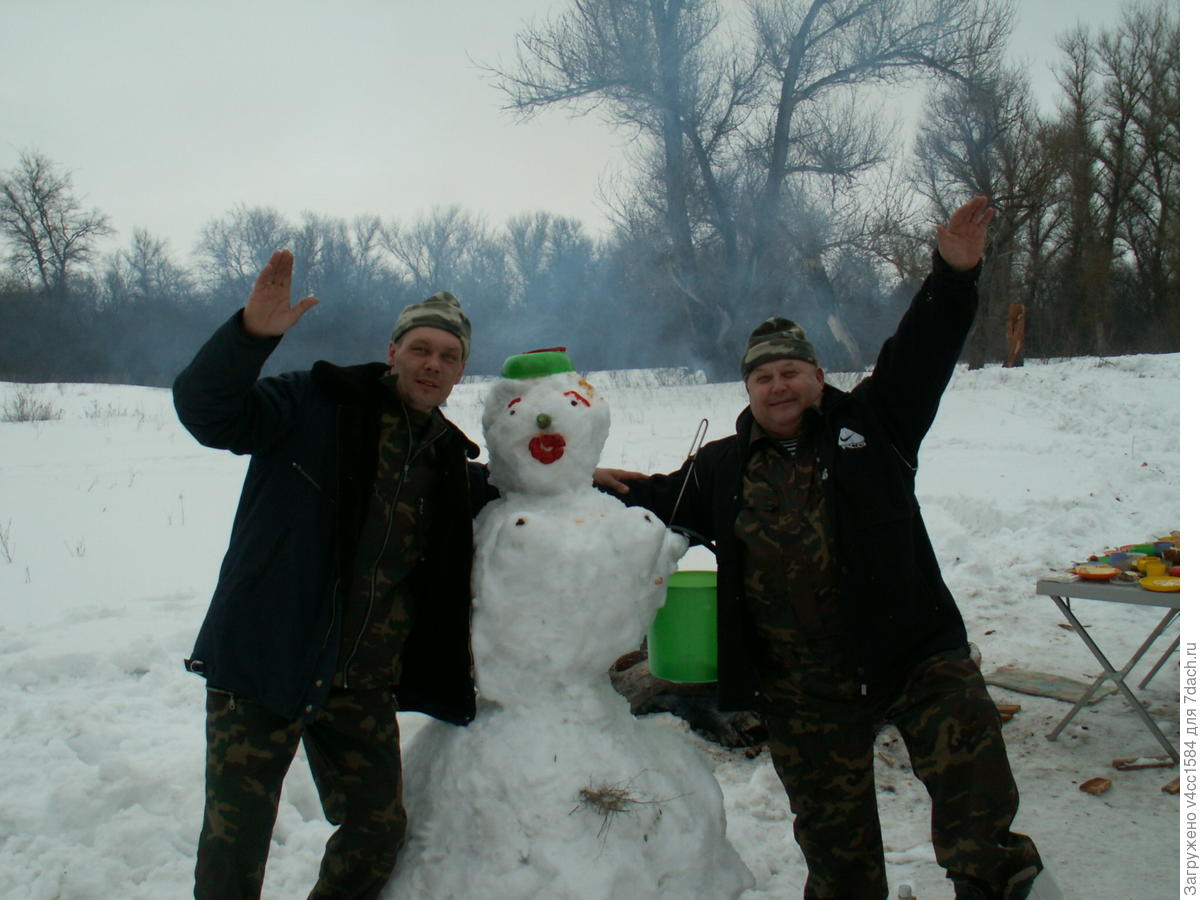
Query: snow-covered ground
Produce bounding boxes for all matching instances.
[0,352,1181,899]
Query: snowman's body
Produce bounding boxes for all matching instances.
[384,366,752,900]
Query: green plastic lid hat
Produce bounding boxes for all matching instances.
[500,346,574,379]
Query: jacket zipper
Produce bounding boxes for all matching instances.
[340,462,409,687]
[292,462,335,506]
[339,409,446,686]
[322,577,340,649]
[890,441,917,474]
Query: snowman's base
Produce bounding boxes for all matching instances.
[384,700,754,900]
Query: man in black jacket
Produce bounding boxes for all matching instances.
[598,198,1044,900]
[174,250,489,899]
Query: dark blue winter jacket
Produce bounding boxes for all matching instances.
[173,311,487,724]
[622,254,978,710]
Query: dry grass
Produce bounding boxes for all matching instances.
[570,777,680,842]
[1,387,63,423]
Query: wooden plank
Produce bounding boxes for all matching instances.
[985,666,1117,704]
[1112,756,1176,771]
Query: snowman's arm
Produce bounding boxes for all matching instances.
[605,463,712,543]
[469,504,510,595]
[662,527,689,564]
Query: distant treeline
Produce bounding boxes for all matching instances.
[0,1,1177,387]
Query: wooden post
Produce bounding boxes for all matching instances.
[1005,303,1026,368]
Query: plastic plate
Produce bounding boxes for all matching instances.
[1140,576,1180,593]
[1075,565,1121,581]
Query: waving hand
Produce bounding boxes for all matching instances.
[242,250,319,338]
[935,197,995,272]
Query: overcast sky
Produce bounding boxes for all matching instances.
[0,0,1160,262]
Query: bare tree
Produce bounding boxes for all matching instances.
[494,0,721,310]
[499,211,602,356]
[0,151,113,296]
[290,212,386,309]
[490,0,1015,373]
[1043,26,1109,356]
[743,0,1012,284]
[380,205,496,296]
[380,206,514,365]
[102,228,192,308]
[1096,1,1179,347]
[503,211,554,301]
[910,56,1054,366]
[1043,1,1178,356]
[504,212,595,303]
[195,205,293,302]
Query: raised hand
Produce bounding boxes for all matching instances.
[935,196,995,272]
[242,250,319,338]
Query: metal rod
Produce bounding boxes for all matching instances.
[1139,634,1180,690]
[1044,594,1179,762]
[668,418,707,527]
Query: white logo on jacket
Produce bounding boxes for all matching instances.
[838,427,867,450]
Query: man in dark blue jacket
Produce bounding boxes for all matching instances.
[598,198,1045,900]
[174,250,489,899]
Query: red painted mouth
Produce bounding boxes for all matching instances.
[529,433,566,464]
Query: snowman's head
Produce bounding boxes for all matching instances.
[482,349,610,496]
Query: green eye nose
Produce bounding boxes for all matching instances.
[536,413,552,429]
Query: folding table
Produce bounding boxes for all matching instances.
[1036,578,1180,763]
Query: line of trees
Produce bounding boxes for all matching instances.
[0,0,1177,387]
[904,0,1179,366]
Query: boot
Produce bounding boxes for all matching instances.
[952,879,989,899]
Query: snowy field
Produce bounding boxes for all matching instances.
[0,352,1182,899]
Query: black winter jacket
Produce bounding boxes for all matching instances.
[624,255,979,711]
[173,311,487,724]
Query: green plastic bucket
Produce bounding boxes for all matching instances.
[648,570,718,683]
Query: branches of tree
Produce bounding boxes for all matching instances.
[0,1,1178,387]
[0,150,113,298]
[0,166,618,385]
[490,0,1177,374]
[488,0,1024,375]
[840,0,1177,367]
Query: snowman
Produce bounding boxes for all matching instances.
[383,349,753,900]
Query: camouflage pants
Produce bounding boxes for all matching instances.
[195,686,406,900]
[760,648,1041,900]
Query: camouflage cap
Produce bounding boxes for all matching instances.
[391,291,471,359]
[741,316,818,378]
